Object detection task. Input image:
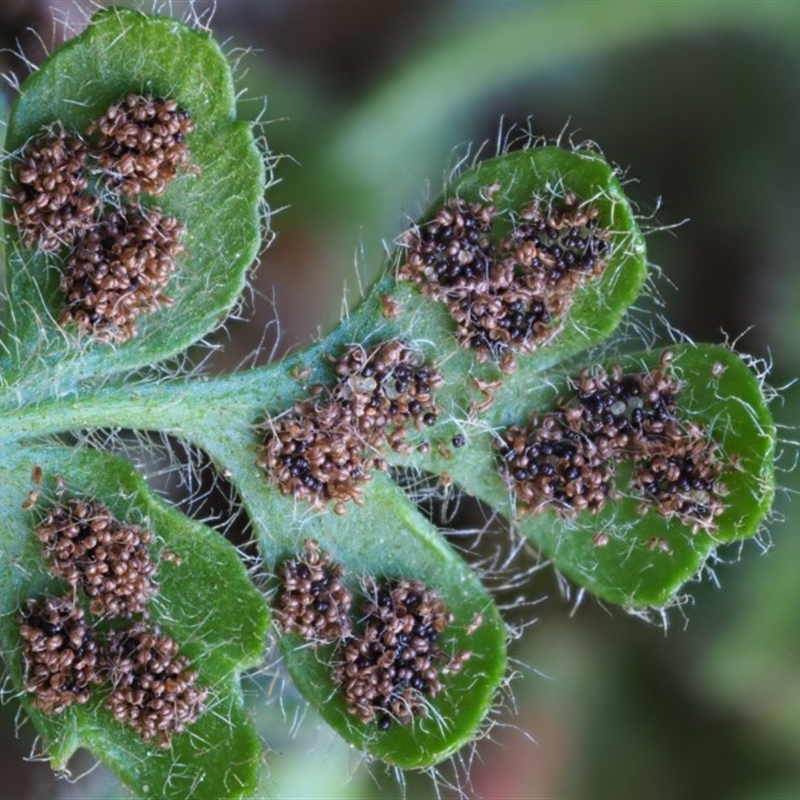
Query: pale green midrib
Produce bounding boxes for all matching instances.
[0,369,265,445]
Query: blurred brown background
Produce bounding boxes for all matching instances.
[2,1,799,798]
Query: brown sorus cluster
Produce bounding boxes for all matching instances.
[332,340,442,453]
[275,539,353,643]
[499,419,616,516]
[90,95,194,197]
[105,622,208,750]
[259,399,368,511]
[34,497,158,619]
[398,190,609,363]
[632,435,727,532]
[274,546,465,732]
[398,195,496,293]
[259,340,441,512]
[498,354,729,532]
[336,578,452,729]
[6,127,98,250]
[6,95,194,344]
[20,479,206,746]
[17,596,100,714]
[60,206,186,342]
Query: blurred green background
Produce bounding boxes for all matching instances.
[1,1,798,797]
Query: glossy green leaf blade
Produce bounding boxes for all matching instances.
[419,343,774,608]
[226,453,506,769]
[0,446,269,799]
[387,146,647,374]
[1,7,265,397]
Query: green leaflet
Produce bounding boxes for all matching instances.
[424,344,775,608]
[520,345,776,608]
[0,446,269,799]
[1,7,265,399]
[445,147,647,368]
[380,146,648,376]
[254,473,506,769]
